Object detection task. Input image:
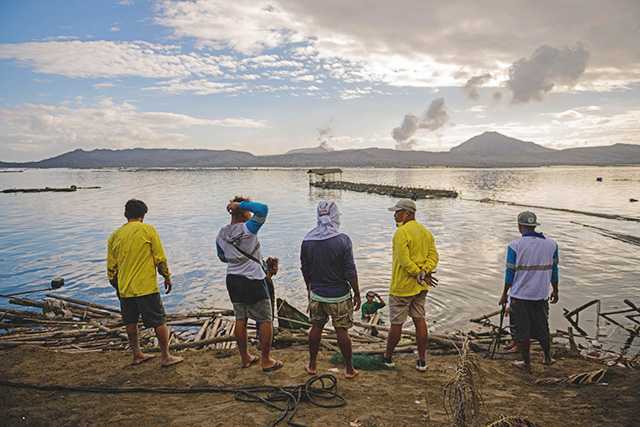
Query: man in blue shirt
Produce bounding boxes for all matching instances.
[499,211,559,373]
[301,201,361,379]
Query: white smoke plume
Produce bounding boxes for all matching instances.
[463,73,492,100]
[507,44,589,103]
[317,125,334,151]
[392,98,449,150]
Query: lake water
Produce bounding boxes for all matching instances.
[1,167,639,343]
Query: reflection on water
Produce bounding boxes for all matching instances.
[1,167,639,341]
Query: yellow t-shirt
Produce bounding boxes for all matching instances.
[390,220,439,297]
[107,222,170,298]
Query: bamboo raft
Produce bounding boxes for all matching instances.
[310,180,458,199]
[1,185,102,194]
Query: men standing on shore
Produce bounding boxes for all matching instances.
[301,201,361,379]
[500,211,559,373]
[384,199,439,372]
[107,199,183,367]
[216,197,283,372]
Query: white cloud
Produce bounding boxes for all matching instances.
[154,0,640,90]
[144,79,245,95]
[0,41,223,79]
[93,82,115,89]
[110,25,121,32]
[0,99,267,159]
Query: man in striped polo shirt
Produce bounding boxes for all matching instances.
[499,211,559,373]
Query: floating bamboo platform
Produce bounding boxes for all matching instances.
[310,180,458,199]
[1,185,101,194]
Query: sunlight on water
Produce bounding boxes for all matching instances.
[1,167,639,337]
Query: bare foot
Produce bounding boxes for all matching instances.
[512,360,532,373]
[345,369,360,380]
[305,365,317,375]
[161,355,184,368]
[131,354,155,366]
[262,359,284,372]
[242,355,260,368]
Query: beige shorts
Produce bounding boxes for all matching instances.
[309,298,354,329]
[389,291,427,325]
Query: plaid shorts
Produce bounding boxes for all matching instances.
[309,298,354,329]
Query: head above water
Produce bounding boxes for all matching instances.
[388,198,416,225]
[228,195,252,223]
[124,199,148,221]
[517,210,540,235]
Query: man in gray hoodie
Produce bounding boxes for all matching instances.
[216,196,283,372]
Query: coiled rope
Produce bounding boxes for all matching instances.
[0,374,346,427]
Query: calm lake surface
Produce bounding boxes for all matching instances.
[1,167,639,341]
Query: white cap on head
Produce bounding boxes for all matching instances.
[388,199,417,213]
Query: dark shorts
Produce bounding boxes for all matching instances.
[509,298,549,342]
[119,293,166,328]
[226,274,269,305]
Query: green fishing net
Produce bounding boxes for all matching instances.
[329,352,390,370]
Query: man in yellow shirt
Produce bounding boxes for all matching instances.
[107,199,183,367]
[383,199,439,372]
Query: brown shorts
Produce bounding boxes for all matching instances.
[309,298,354,329]
[389,291,427,325]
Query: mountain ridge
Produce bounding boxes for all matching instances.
[2,132,639,168]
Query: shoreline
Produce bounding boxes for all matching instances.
[1,345,639,426]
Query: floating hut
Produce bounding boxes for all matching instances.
[307,168,343,184]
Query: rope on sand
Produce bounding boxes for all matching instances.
[0,374,346,427]
[486,415,539,426]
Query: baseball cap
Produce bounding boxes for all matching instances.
[388,199,416,213]
[518,211,540,226]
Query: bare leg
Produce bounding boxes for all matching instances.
[335,327,357,378]
[259,321,282,370]
[413,317,428,362]
[384,324,403,360]
[235,319,253,367]
[307,324,323,374]
[155,324,183,366]
[516,339,532,372]
[540,335,553,364]
[125,323,150,364]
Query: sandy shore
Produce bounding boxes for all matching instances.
[1,345,638,426]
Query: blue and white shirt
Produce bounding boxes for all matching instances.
[216,201,268,280]
[505,231,559,301]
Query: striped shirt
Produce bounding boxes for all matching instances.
[505,231,559,301]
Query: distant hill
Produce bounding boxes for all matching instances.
[286,145,332,155]
[451,131,554,156]
[3,132,640,168]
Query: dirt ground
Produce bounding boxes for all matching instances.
[1,345,639,426]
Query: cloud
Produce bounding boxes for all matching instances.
[463,73,492,100]
[145,79,246,95]
[0,99,267,159]
[110,25,121,32]
[154,0,640,90]
[392,97,449,149]
[93,82,115,89]
[507,44,590,103]
[0,41,223,79]
[155,0,305,54]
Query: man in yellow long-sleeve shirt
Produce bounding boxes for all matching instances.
[383,199,439,372]
[107,199,183,367]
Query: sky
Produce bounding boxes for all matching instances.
[1,0,639,161]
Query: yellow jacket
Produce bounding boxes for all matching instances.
[107,222,170,298]
[390,220,439,297]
